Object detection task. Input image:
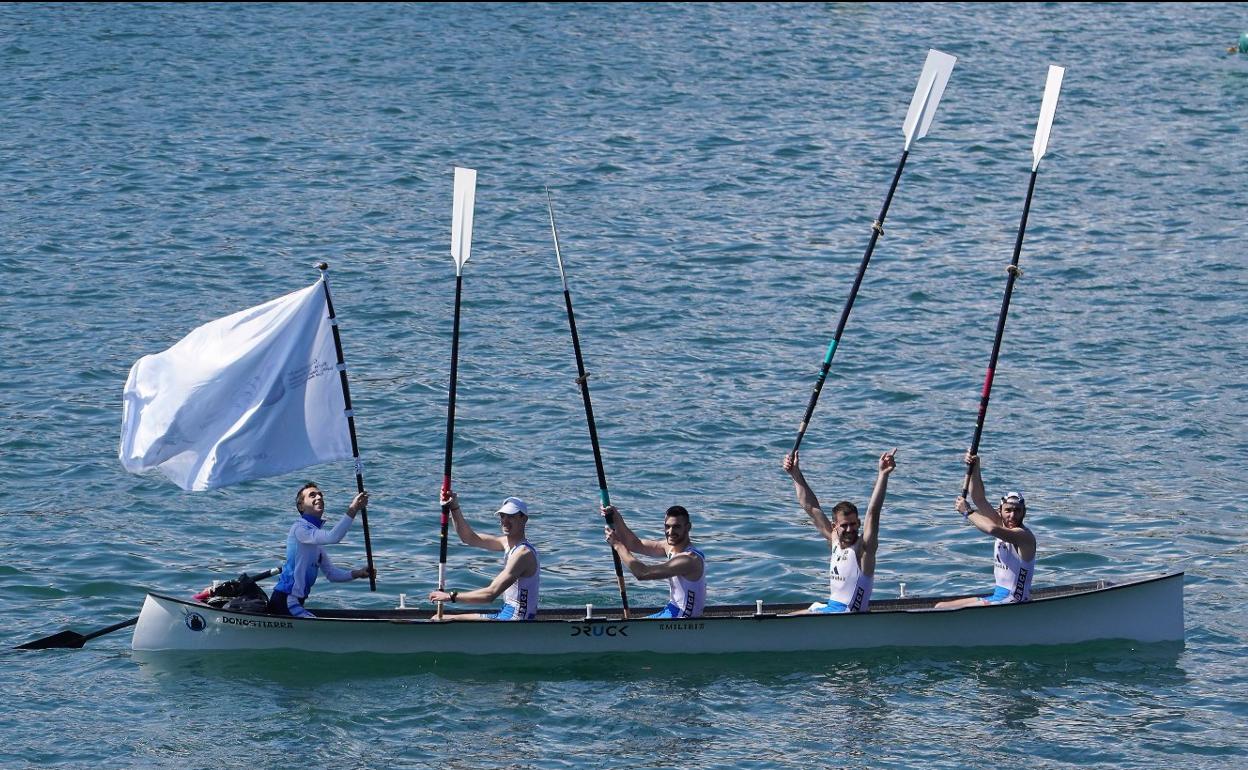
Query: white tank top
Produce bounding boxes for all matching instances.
[501,540,540,620]
[667,547,705,618]
[993,530,1035,603]
[829,541,873,612]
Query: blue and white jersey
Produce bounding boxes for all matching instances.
[828,541,873,612]
[665,547,706,618]
[992,528,1035,603]
[274,513,356,602]
[499,540,540,621]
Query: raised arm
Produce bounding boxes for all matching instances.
[294,491,368,546]
[783,451,836,546]
[860,449,896,572]
[602,505,666,557]
[958,495,1036,555]
[445,490,504,552]
[955,453,1033,551]
[963,453,996,522]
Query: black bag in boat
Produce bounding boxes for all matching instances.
[205,571,270,612]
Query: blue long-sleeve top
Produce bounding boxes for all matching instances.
[273,513,355,600]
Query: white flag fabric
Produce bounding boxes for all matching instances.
[119,279,352,491]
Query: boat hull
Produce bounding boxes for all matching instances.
[131,572,1183,655]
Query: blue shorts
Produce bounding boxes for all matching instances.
[647,602,684,619]
[484,605,518,621]
[981,586,1012,605]
[811,600,851,614]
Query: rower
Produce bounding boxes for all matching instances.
[266,483,373,618]
[782,449,896,614]
[427,492,541,621]
[935,451,1037,609]
[602,504,705,619]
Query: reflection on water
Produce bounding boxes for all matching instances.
[131,641,1187,769]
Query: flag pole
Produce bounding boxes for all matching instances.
[316,262,377,591]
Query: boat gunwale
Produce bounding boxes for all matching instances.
[145,571,1182,625]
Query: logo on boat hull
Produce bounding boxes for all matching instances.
[183,610,207,632]
[658,622,704,631]
[570,624,629,638]
[217,616,293,629]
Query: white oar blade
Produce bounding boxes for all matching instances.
[902,49,958,151]
[451,166,477,274]
[1032,65,1065,171]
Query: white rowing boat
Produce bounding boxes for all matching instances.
[130,572,1183,655]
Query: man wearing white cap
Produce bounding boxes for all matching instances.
[427,491,541,620]
[935,451,1037,608]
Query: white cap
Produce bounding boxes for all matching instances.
[496,497,529,516]
[1001,491,1026,507]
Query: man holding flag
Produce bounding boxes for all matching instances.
[119,270,377,591]
[267,482,374,618]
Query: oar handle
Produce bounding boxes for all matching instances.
[599,493,631,620]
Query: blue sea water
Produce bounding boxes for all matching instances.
[1,3,1246,768]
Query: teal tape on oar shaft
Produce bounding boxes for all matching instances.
[599,489,610,507]
[823,338,838,365]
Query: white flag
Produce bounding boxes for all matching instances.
[119,279,352,491]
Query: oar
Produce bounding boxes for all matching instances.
[17,567,280,650]
[961,65,1065,496]
[316,262,377,590]
[793,49,958,452]
[546,189,631,620]
[437,166,476,620]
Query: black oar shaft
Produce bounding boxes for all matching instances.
[962,170,1039,497]
[318,267,376,591]
[793,149,910,452]
[563,289,631,618]
[439,274,464,591]
[563,294,607,493]
[83,616,138,642]
[548,194,630,619]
